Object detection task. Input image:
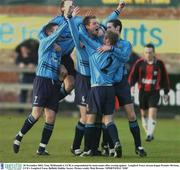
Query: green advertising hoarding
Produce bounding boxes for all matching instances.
[0,15,179,54]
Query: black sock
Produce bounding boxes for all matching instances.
[102,124,108,147]
[102,124,113,149]
[38,122,54,152]
[92,122,102,152]
[16,114,37,141]
[84,124,95,152]
[59,83,69,101]
[72,121,85,150]
[107,122,120,146]
[129,120,141,148]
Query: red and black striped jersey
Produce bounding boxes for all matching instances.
[128,58,170,94]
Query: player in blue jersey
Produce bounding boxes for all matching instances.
[13,21,68,155]
[38,0,83,102]
[67,2,125,156]
[68,7,131,157]
[105,19,147,157]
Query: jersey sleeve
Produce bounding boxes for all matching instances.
[111,41,132,63]
[40,21,68,52]
[101,10,121,28]
[128,59,142,86]
[67,17,81,49]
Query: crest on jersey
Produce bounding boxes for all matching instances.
[154,71,158,75]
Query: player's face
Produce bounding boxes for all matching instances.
[144,47,155,61]
[107,22,120,35]
[107,23,115,31]
[86,18,99,36]
[47,26,59,36]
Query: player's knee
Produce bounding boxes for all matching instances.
[44,108,56,123]
[86,114,96,124]
[128,113,137,121]
[80,116,86,124]
[31,107,42,120]
[45,114,56,124]
[103,115,113,125]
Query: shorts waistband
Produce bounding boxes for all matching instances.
[36,76,61,85]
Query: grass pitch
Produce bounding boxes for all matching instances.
[0,113,179,163]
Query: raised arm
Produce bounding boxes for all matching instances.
[81,33,101,50]
[101,1,125,27]
[67,16,82,49]
[40,21,68,51]
[38,15,83,40]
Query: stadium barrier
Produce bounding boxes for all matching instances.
[0,64,179,117]
[0,65,34,109]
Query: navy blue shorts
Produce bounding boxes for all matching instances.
[61,55,76,77]
[139,90,160,110]
[32,76,62,113]
[114,76,133,106]
[87,86,115,115]
[74,72,91,106]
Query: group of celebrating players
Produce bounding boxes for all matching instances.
[13,0,170,159]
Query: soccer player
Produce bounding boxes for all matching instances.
[68,8,132,157]
[128,43,170,141]
[38,0,82,100]
[105,19,147,157]
[13,21,68,155]
[68,2,125,156]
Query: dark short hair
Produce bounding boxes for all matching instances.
[44,23,59,35]
[83,15,97,26]
[105,31,119,46]
[60,0,65,8]
[108,19,122,33]
[145,43,155,52]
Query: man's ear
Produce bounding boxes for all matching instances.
[116,26,120,32]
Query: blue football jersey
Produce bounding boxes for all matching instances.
[38,15,83,56]
[113,39,132,82]
[67,9,121,76]
[36,21,68,80]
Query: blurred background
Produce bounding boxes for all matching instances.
[0,0,179,118]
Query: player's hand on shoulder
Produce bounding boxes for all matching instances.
[97,45,112,53]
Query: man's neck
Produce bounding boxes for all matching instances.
[147,57,155,64]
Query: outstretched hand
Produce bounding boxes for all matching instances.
[72,6,80,17]
[117,0,126,11]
